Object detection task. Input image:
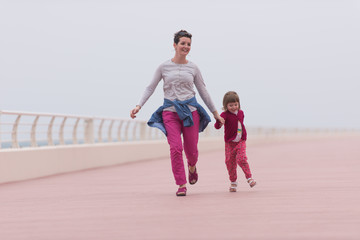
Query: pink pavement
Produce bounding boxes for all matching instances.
[1,135,360,240]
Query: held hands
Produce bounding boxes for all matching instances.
[130,105,141,119]
[213,111,224,126]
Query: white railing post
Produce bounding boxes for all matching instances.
[12,115,21,148]
[47,116,56,146]
[84,118,94,144]
[146,124,152,140]
[72,118,80,144]
[59,117,67,145]
[123,120,129,141]
[98,119,105,143]
[117,121,123,141]
[133,122,139,141]
[30,116,40,147]
[108,120,114,142]
[140,122,146,140]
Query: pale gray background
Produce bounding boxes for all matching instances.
[1,0,359,129]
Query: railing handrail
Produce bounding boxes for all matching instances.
[1,110,359,150]
[0,110,164,149]
[0,110,142,122]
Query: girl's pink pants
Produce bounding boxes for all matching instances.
[162,111,200,186]
[225,140,252,182]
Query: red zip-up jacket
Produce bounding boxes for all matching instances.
[214,110,247,142]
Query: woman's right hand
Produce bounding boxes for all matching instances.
[130,105,141,119]
[212,111,224,124]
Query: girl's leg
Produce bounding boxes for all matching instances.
[225,142,238,182]
[162,111,186,186]
[236,140,252,179]
[182,111,200,167]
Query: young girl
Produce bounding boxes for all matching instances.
[214,91,256,192]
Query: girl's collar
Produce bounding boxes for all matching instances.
[227,110,238,115]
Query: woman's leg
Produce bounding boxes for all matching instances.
[182,111,200,167]
[236,140,252,179]
[162,111,186,185]
[225,142,238,182]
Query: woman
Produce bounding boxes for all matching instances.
[130,30,224,196]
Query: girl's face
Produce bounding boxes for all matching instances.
[174,37,191,57]
[226,101,239,113]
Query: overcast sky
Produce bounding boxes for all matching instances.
[1,0,359,129]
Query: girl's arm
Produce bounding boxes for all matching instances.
[214,112,225,129]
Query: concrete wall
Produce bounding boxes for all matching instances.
[1,132,357,184]
[0,137,225,184]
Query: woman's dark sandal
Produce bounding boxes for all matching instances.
[176,187,187,196]
[188,167,198,185]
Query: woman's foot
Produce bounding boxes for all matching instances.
[176,185,187,196]
[247,178,257,188]
[229,182,237,192]
[188,165,198,185]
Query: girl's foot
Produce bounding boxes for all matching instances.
[229,182,237,192]
[176,184,187,196]
[247,178,257,188]
[188,165,198,185]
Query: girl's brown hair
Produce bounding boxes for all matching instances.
[223,91,240,110]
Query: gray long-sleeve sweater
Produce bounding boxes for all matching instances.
[138,59,216,113]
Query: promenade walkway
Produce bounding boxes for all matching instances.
[1,135,359,240]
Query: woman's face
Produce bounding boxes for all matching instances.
[174,37,191,57]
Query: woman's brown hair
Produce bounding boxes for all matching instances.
[174,30,192,44]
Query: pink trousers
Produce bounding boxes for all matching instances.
[225,140,252,182]
[162,111,200,185]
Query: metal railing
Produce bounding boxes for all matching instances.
[1,110,358,149]
[0,110,168,149]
